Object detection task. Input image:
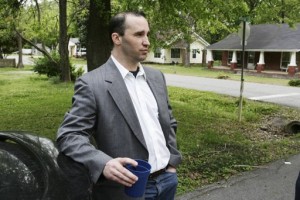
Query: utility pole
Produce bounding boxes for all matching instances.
[237,17,250,122]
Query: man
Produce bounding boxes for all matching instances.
[56,11,182,200]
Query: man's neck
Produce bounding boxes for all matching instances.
[111,51,139,71]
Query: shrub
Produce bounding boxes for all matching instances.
[33,53,84,82]
[288,79,300,87]
[71,65,85,81]
[33,53,61,77]
[217,74,230,79]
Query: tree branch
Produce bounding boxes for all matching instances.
[15,30,57,65]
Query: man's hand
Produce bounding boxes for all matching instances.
[103,158,138,187]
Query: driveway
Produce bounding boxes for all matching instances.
[7,55,35,66]
[176,154,300,200]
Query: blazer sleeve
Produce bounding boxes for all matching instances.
[56,77,112,183]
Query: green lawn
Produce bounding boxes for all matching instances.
[148,63,292,86]
[0,65,300,195]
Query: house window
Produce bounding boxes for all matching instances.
[248,52,255,64]
[171,48,180,58]
[154,48,161,58]
[192,49,197,59]
[281,52,290,68]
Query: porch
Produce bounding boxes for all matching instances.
[209,65,300,79]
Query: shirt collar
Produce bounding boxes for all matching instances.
[111,55,146,79]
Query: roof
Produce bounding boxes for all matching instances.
[170,32,210,48]
[207,23,300,52]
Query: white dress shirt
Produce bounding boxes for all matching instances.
[111,56,170,173]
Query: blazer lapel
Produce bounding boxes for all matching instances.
[104,59,147,149]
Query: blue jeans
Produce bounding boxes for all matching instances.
[145,171,178,200]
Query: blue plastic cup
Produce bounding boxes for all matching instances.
[135,159,151,171]
[124,159,151,198]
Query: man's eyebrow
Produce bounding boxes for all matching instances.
[134,30,150,35]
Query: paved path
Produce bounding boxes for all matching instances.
[176,154,299,200]
[7,55,35,66]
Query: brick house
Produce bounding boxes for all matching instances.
[206,23,300,74]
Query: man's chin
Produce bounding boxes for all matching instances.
[138,57,147,62]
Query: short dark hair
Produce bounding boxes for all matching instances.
[109,11,146,44]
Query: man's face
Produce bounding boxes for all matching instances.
[120,15,150,63]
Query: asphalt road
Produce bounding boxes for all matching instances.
[165,74,300,108]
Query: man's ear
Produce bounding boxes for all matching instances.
[111,33,121,45]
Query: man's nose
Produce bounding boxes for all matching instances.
[143,37,150,46]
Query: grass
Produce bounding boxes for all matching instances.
[0,66,74,139]
[170,87,300,194]
[1,65,300,195]
[147,63,292,86]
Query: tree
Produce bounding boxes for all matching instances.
[0,0,25,67]
[59,0,71,82]
[0,0,59,67]
[16,32,24,68]
[70,0,89,49]
[61,0,111,72]
[0,18,17,58]
[3,0,300,72]
[251,0,300,26]
[86,0,111,71]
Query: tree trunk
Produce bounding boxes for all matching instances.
[86,0,111,71]
[184,42,190,67]
[59,0,71,82]
[0,48,3,59]
[16,32,24,68]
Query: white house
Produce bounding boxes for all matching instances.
[145,33,209,64]
[68,38,80,57]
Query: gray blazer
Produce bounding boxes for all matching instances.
[56,58,182,199]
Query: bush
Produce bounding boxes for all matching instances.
[71,65,85,81]
[217,74,230,79]
[288,79,300,87]
[33,53,84,82]
[33,53,61,77]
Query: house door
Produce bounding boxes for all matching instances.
[247,52,255,69]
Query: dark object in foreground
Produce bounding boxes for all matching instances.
[0,131,68,200]
[285,121,300,134]
[296,172,300,200]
